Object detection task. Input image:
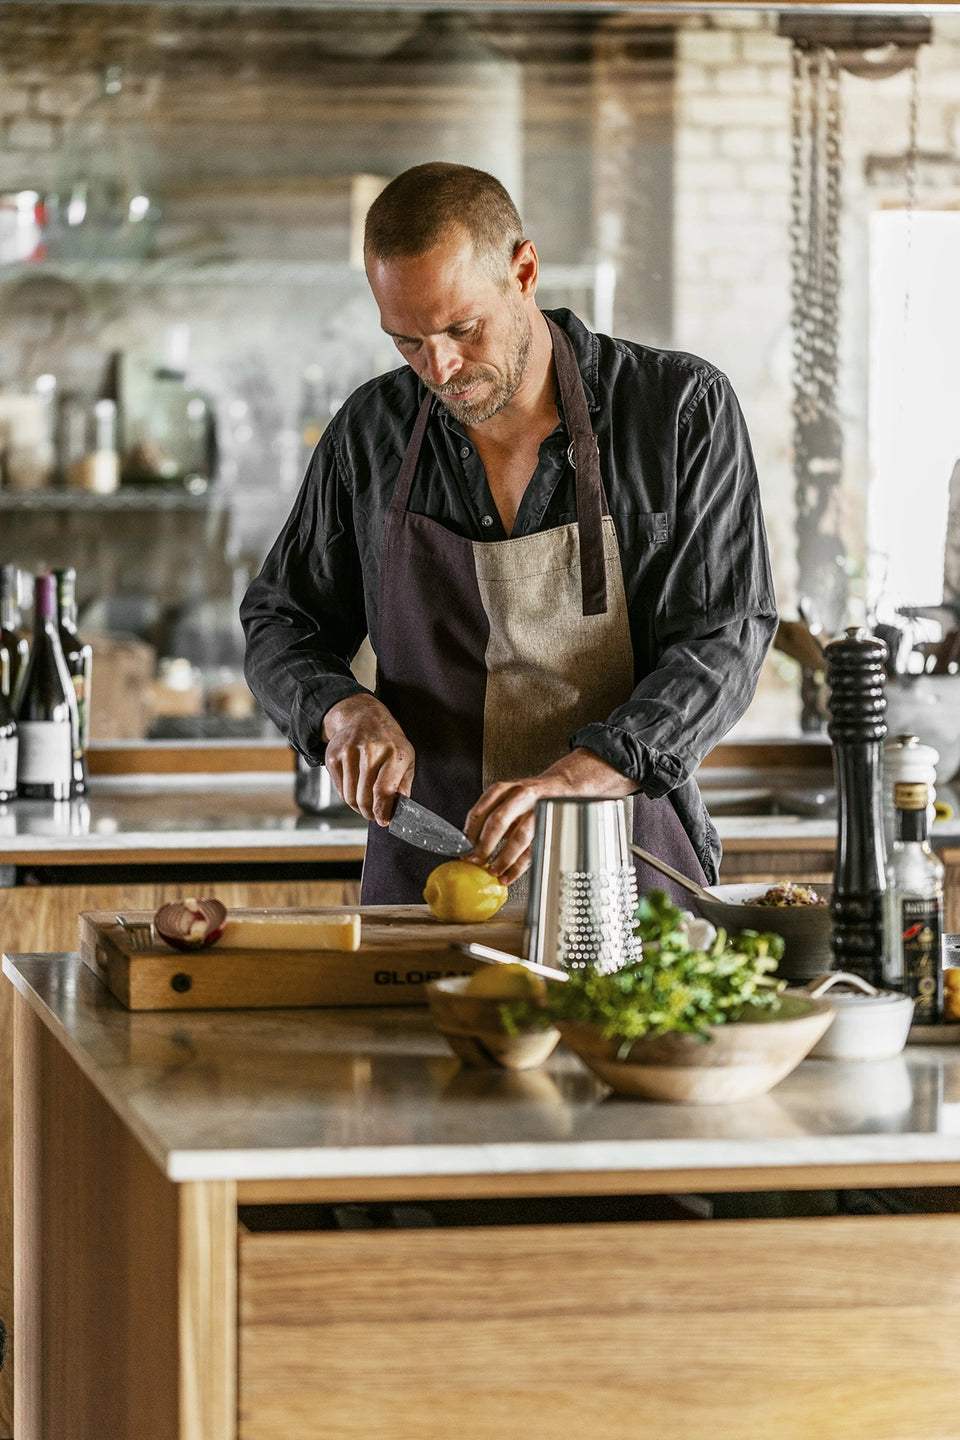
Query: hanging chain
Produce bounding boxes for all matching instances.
[790,42,844,513]
[901,48,921,347]
[905,41,921,214]
[787,22,931,651]
[820,49,843,421]
[789,44,811,423]
[789,37,848,659]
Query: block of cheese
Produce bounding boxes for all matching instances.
[217,912,362,952]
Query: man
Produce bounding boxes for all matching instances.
[241,161,777,904]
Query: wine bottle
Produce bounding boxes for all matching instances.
[0,687,17,803]
[883,778,944,1023]
[53,567,93,796]
[13,573,78,801]
[0,563,30,700]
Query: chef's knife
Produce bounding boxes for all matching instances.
[388,794,473,857]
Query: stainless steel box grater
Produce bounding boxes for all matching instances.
[524,796,641,974]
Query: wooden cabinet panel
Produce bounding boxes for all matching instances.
[0,873,358,1438]
[718,845,834,885]
[238,1213,960,1440]
[14,1002,237,1440]
[940,850,960,934]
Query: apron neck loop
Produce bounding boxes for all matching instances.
[545,315,608,617]
[390,318,609,619]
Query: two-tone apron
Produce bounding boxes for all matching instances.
[360,315,707,906]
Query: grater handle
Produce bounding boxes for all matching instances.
[450,942,569,982]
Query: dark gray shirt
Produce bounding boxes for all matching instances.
[241,308,778,877]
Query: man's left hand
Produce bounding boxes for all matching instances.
[463,748,635,886]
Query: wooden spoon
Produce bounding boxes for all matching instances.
[629,843,715,905]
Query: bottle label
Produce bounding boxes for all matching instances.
[71,673,87,750]
[900,897,943,1023]
[893,781,928,811]
[18,719,73,786]
[0,735,17,795]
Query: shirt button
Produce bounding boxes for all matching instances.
[460,445,471,459]
[481,514,494,528]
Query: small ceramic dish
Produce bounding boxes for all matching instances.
[426,975,561,1071]
[802,971,914,1060]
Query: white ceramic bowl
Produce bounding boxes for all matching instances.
[802,971,914,1060]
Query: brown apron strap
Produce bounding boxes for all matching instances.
[544,315,608,617]
[388,392,433,517]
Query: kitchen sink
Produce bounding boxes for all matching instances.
[703,787,837,820]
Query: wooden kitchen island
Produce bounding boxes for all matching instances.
[7,949,960,1440]
[0,743,366,1436]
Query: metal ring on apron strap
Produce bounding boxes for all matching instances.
[567,437,600,470]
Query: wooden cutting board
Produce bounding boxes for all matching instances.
[78,905,527,1011]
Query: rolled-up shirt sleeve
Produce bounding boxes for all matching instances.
[571,370,778,794]
[240,432,371,762]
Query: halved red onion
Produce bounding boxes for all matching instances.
[154,897,228,951]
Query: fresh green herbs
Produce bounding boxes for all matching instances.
[504,890,785,1043]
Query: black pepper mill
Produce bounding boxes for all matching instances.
[825,625,888,984]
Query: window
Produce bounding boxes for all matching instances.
[868,209,960,609]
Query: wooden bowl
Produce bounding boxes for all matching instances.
[691,882,833,981]
[426,975,561,1071]
[558,995,835,1103]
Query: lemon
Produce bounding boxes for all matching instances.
[465,963,547,1002]
[423,859,508,923]
[943,969,960,1019]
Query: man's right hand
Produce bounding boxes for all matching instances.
[320,694,415,825]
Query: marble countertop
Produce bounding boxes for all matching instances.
[0,768,835,862]
[0,773,367,857]
[2,767,958,863]
[6,952,960,1187]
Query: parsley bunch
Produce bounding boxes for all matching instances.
[507,890,785,1044]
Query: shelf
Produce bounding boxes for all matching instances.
[0,256,357,287]
[0,486,223,511]
[0,257,602,290]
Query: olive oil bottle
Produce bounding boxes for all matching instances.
[883,778,944,1024]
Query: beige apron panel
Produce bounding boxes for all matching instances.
[474,515,634,791]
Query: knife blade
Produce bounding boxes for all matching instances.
[387,794,473,857]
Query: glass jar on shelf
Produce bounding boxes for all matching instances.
[46,64,159,262]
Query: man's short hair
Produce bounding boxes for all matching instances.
[364,162,524,283]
